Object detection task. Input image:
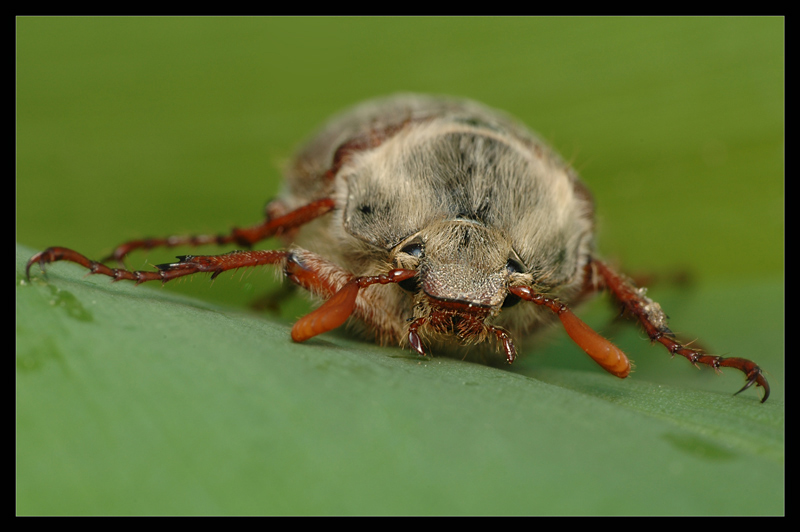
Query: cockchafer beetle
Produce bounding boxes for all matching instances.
[26,94,769,402]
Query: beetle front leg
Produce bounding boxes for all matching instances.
[102,198,335,264]
[591,259,770,402]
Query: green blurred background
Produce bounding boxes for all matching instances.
[17,17,783,515]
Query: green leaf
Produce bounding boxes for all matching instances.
[16,243,783,515]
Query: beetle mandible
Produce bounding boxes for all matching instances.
[26,94,769,402]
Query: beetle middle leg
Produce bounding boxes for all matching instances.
[590,259,770,402]
[102,198,335,265]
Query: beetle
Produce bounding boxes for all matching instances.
[26,94,769,402]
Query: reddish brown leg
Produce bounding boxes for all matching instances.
[27,247,291,284]
[407,316,428,357]
[591,260,769,402]
[487,325,517,364]
[102,198,335,264]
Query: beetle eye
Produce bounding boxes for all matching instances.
[506,257,525,275]
[400,242,424,258]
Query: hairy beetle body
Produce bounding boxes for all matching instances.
[277,95,593,352]
[26,94,770,401]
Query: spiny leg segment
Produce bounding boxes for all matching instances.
[26,247,292,285]
[591,260,769,402]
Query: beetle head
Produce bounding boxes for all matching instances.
[391,218,528,359]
